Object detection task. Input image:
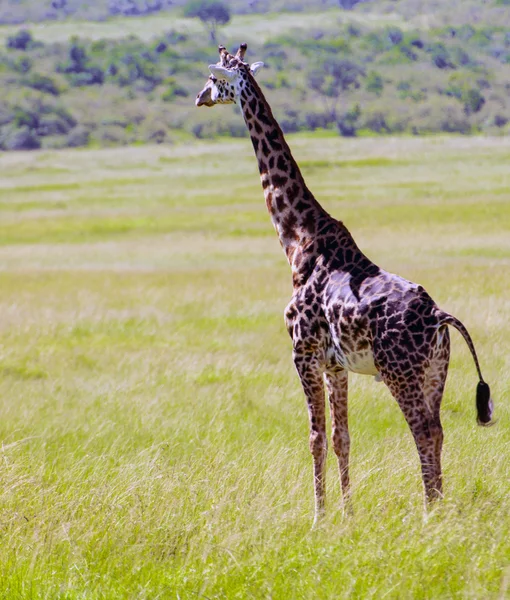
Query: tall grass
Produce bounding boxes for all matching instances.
[0,136,509,598]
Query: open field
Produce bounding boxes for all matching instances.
[0,135,509,598]
[1,0,509,39]
[0,9,406,45]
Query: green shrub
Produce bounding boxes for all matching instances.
[451,47,473,67]
[470,28,493,48]
[462,88,485,115]
[36,116,74,136]
[69,67,104,86]
[6,30,33,51]
[50,106,77,129]
[365,71,384,96]
[337,104,361,136]
[66,126,90,147]
[361,110,390,133]
[378,45,416,65]
[161,76,189,101]
[13,108,39,129]
[445,73,486,114]
[428,43,455,69]
[9,56,32,74]
[21,73,60,96]
[0,125,40,150]
[386,27,403,46]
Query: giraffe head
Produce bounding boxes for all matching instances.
[195,43,264,107]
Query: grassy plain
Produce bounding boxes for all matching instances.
[0,9,403,45]
[0,135,509,598]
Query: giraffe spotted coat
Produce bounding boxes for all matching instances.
[196,44,494,523]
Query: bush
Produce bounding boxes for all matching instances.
[21,73,60,96]
[51,106,77,129]
[66,126,90,147]
[69,67,104,86]
[493,114,508,127]
[365,71,384,96]
[6,30,33,51]
[439,106,472,133]
[9,56,32,74]
[338,0,362,8]
[280,111,300,134]
[428,43,455,69]
[451,47,472,67]
[362,110,390,133]
[462,88,485,115]
[386,27,403,46]
[36,117,71,136]
[0,126,41,150]
[13,108,39,129]
[400,45,418,61]
[337,104,361,136]
[445,73,486,115]
[410,38,424,49]
[304,112,330,130]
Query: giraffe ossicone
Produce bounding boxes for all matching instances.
[195,43,494,523]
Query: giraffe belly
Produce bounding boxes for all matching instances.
[327,344,378,376]
[345,350,378,376]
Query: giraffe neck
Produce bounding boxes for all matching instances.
[239,74,335,266]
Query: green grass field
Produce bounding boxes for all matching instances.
[0,135,509,598]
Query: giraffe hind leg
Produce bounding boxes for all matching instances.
[384,373,446,504]
[423,326,450,498]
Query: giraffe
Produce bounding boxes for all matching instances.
[195,44,494,523]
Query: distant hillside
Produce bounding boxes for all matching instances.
[1,0,510,26]
[1,0,351,24]
[0,2,509,150]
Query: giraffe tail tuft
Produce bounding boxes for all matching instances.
[476,381,494,426]
[435,309,494,426]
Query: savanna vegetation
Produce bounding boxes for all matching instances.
[1,0,510,150]
[0,135,509,597]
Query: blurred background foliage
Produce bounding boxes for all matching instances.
[0,0,509,150]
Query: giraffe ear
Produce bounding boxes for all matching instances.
[250,61,264,77]
[208,65,236,82]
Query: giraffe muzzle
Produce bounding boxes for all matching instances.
[196,88,214,107]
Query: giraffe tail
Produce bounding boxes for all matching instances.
[436,310,494,426]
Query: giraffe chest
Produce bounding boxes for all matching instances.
[285,286,379,376]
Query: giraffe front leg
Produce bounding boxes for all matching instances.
[293,350,327,526]
[324,370,350,507]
